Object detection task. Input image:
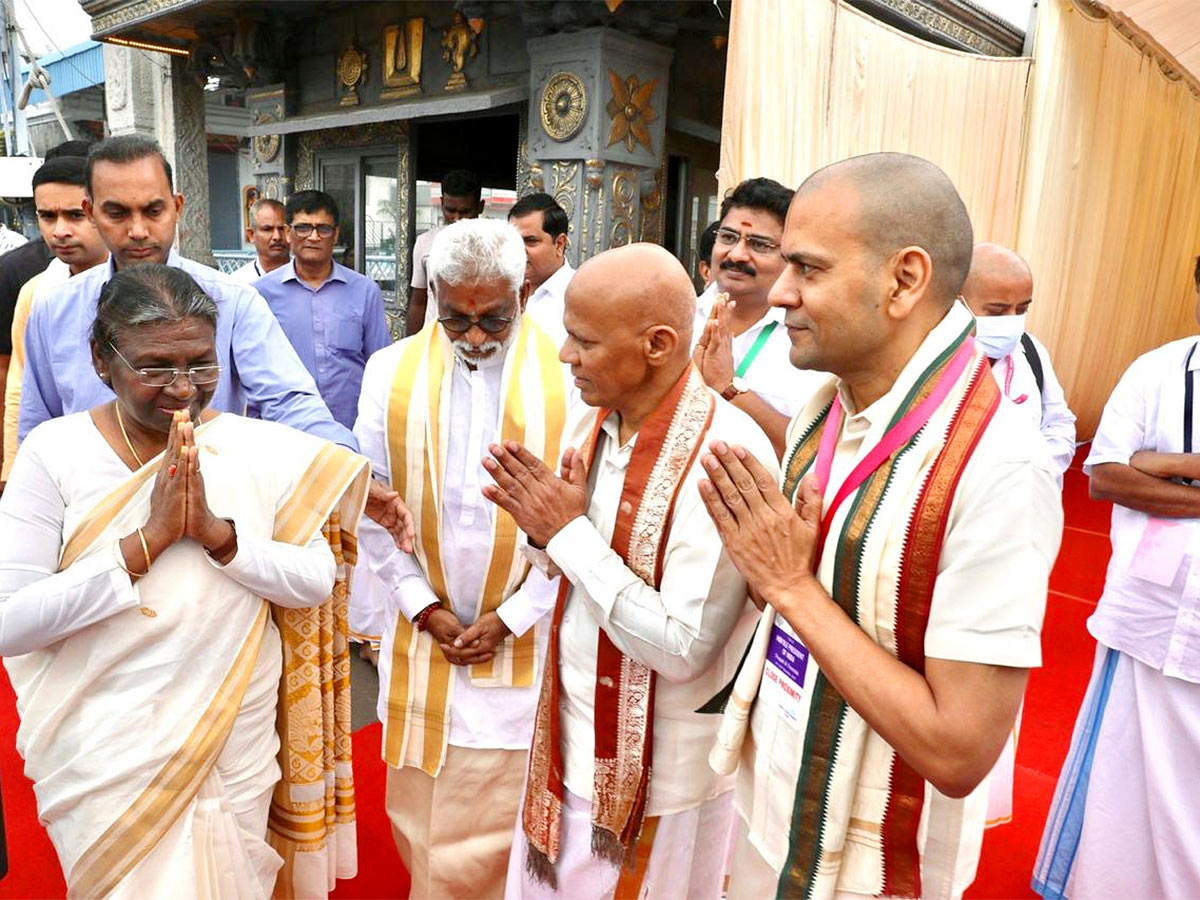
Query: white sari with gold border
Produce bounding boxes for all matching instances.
[3,413,368,899]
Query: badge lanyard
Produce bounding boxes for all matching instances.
[735,321,779,378]
[809,337,977,566]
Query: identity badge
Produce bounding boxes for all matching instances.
[758,618,811,729]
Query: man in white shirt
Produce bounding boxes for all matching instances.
[961,243,1076,484]
[693,177,828,457]
[483,242,775,899]
[355,218,570,899]
[229,198,289,284]
[508,192,572,347]
[405,169,485,335]
[700,152,1062,899]
[1034,259,1200,898]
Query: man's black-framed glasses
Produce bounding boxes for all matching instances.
[290,223,336,238]
[715,227,780,256]
[109,343,222,387]
[438,313,516,335]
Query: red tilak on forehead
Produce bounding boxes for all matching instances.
[465,298,479,314]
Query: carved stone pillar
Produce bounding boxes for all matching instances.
[169,57,212,266]
[526,28,672,266]
[102,44,157,137]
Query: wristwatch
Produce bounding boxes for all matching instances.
[721,377,750,402]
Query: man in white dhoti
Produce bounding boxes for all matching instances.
[482,243,776,900]
[354,218,571,899]
[0,264,367,898]
[700,153,1063,900]
[1033,257,1200,898]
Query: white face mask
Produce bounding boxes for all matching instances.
[974,312,1026,359]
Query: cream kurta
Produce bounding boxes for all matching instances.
[723,302,1063,900]
[506,389,776,900]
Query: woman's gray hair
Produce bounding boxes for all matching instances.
[92,263,218,356]
[427,218,527,298]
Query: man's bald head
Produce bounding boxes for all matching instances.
[799,152,974,305]
[960,242,1033,318]
[562,243,697,415]
[570,242,695,342]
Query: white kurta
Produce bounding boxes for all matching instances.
[1035,337,1200,899]
[524,261,573,350]
[990,334,1076,484]
[691,303,829,419]
[506,391,776,900]
[731,304,1063,899]
[355,343,561,750]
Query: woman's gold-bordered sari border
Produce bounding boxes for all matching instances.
[68,602,270,898]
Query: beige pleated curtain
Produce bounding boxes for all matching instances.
[720,0,1200,436]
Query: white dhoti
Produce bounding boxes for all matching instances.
[505,789,735,900]
[386,746,527,900]
[348,560,387,647]
[1035,644,1200,899]
[984,705,1022,828]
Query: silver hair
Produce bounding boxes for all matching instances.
[93,263,218,356]
[427,218,526,298]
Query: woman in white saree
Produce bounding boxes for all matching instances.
[0,264,369,898]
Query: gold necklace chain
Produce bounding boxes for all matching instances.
[114,403,146,468]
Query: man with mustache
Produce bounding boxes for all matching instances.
[230,197,290,284]
[3,154,109,483]
[354,218,571,898]
[694,178,828,457]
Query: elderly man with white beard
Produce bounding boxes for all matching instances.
[353,218,572,898]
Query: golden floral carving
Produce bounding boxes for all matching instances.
[605,71,657,153]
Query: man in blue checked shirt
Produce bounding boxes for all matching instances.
[253,190,391,430]
[18,135,414,544]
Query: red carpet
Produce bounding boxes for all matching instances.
[0,449,1109,899]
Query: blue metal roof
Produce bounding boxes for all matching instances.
[22,40,104,106]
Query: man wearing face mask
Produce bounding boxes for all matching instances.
[961,243,1076,486]
[353,218,572,898]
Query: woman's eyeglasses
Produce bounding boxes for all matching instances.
[109,343,221,387]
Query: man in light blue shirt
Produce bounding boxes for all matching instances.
[254,190,391,429]
[18,134,356,450]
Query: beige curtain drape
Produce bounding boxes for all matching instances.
[718,0,1031,245]
[1017,0,1200,436]
[720,0,1200,436]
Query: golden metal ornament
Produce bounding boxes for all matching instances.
[338,45,367,107]
[441,11,479,92]
[540,71,587,142]
[605,70,657,153]
[383,18,424,100]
